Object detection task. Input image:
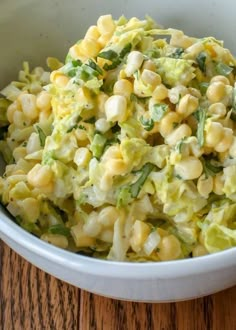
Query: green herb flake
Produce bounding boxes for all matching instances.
[36,125,46,147]
[169,48,184,59]
[150,103,168,122]
[194,107,206,147]
[140,116,154,131]
[196,52,207,72]
[48,224,71,237]
[130,163,155,198]
[97,49,118,61]
[202,157,223,178]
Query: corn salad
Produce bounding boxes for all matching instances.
[0,15,236,261]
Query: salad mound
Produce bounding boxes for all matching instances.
[0,15,236,261]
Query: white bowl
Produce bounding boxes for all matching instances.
[0,0,236,302]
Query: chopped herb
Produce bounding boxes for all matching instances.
[119,43,132,58]
[199,82,209,95]
[97,49,118,61]
[78,125,86,130]
[35,125,46,147]
[130,163,155,198]
[48,224,71,237]
[194,107,206,147]
[196,52,207,72]
[202,157,223,177]
[84,116,96,124]
[169,47,184,59]
[117,163,155,207]
[175,137,187,153]
[150,103,168,121]
[140,116,154,131]
[87,59,103,75]
[216,62,233,76]
[175,174,183,180]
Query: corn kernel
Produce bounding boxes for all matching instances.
[175,156,203,180]
[36,91,51,112]
[97,14,115,35]
[73,148,92,167]
[85,25,100,40]
[80,38,101,58]
[113,79,133,98]
[157,235,182,260]
[166,124,192,146]
[105,95,127,122]
[27,164,53,188]
[130,220,151,253]
[18,94,39,120]
[176,94,199,118]
[206,81,226,102]
[152,84,168,101]
[125,51,144,77]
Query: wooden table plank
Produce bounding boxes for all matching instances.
[0,241,80,330]
[1,240,236,330]
[79,285,236,330]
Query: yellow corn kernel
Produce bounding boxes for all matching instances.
[80,38,101,58]
[175,156,203,180]
[197,174,213,198]
[26,132,41,154]
[68,44,86,60]
[83,211,102,237]
[97,14,115,35]
[159,111,181,137]
[95,118,110,133]
[205,121,224,147]
[208,102,226,117]
[19,197,40,223]
[130,220,151,253]
[141,69,161,87]
[7,102,18,123]
[188,87,202,99]
[13,110,27,127]
[54,74,69,88]
[168,85,188,104]
[74,128,88,142]
[104,95,127,122]
[176,94,199,118]
[192,244,208,257]
[97,32,113,48]
[113,79,133,98]
[73,147,92,167]
[98,206,119,227]
[97,92,109,114]
[71,223,96,248]
[99,172,113,191]
[215,127,233,153]
[41,234,68,249]
[102,145,122,162]
[125,51,144,77]
[13,147,27,162]
[105,159,127,175]
[142,59,156,71]
[206,81,226,102]
[85,25,100,40]
[165,124,192,146]
[36,91,51,112]
[99,229,113,243]
[213,173,224,195]
[152,84,168,101]
[157,235,182,261]
[210,75,230,85]
[18,94,39,120]
[27,164,53,188]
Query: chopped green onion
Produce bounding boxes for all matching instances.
[150,103,168,121]
[169,48,184,59]
[35,125,46,147]
[194,107,206,147]
[97,49,118,61]
[140,116,154,131]
[130,163,155,198]
[48,224,71,237]
[196,52,207,72]
[216,62,233,76]
[202,157,223,177]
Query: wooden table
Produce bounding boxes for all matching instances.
[0,240,236,330]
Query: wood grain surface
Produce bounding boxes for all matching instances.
[0,240,236,330]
